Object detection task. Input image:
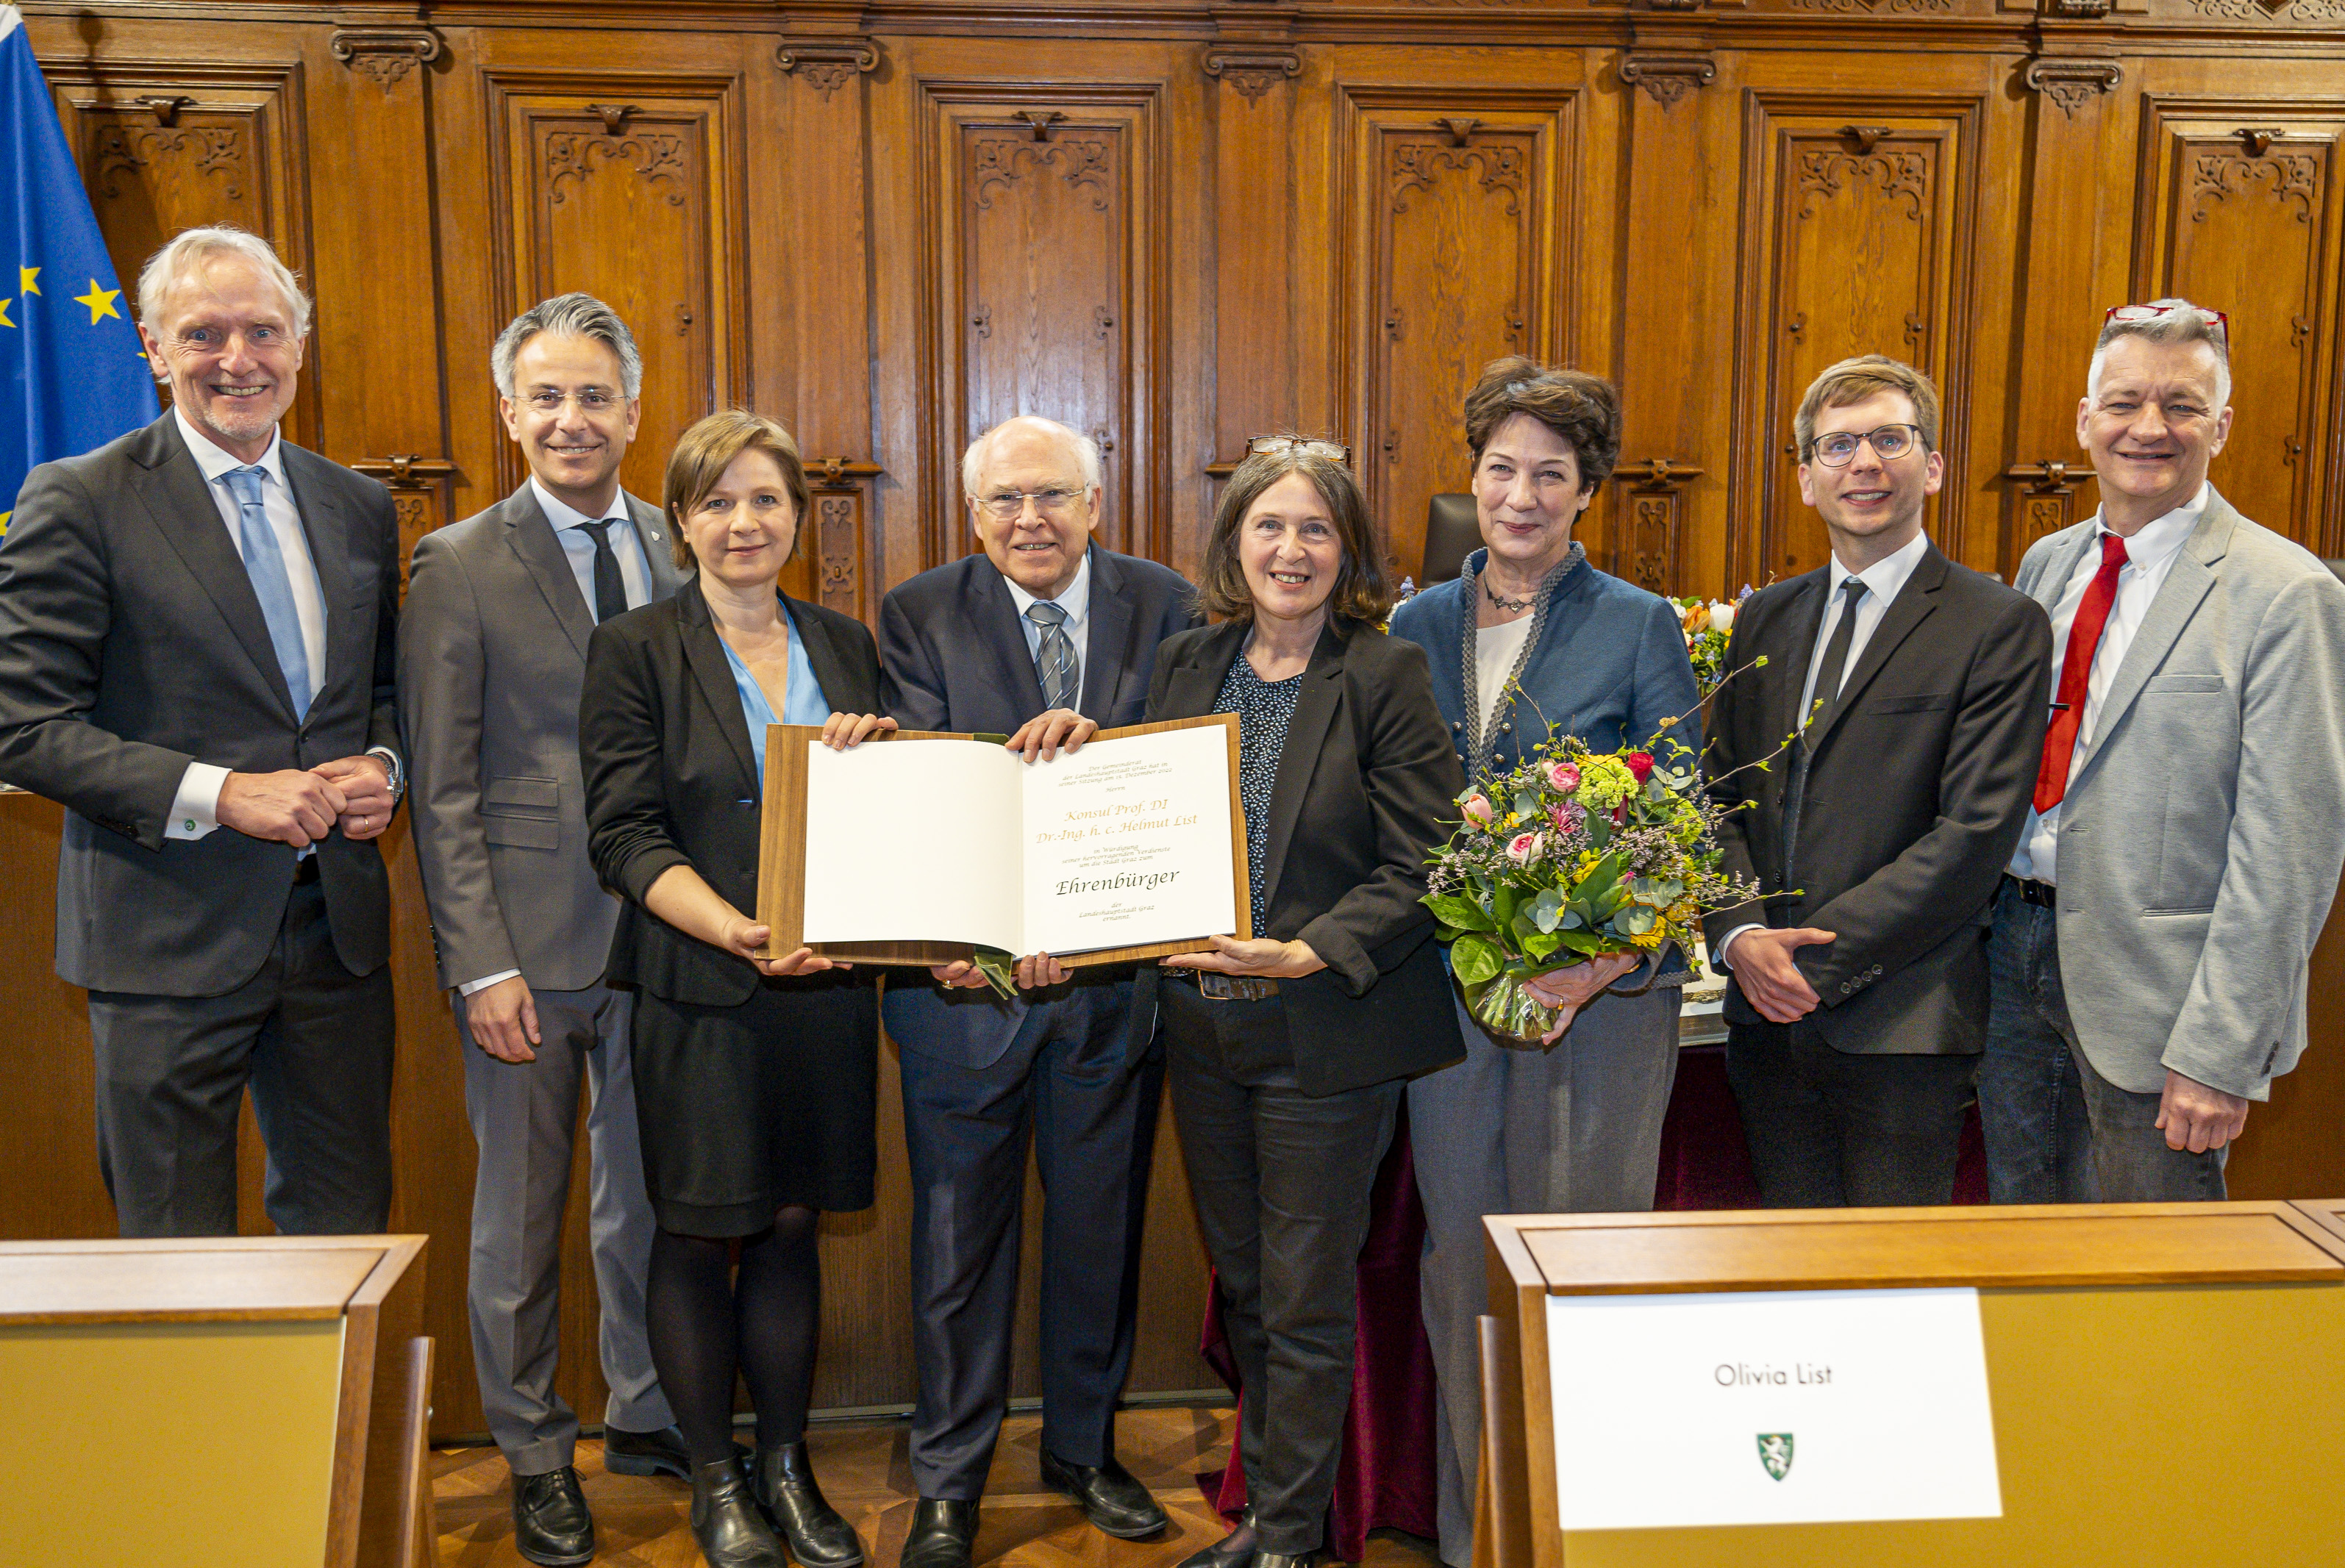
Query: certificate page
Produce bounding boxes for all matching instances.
[1018,723,1240,956]
[799,738,1025,951]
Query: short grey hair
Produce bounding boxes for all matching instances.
[136,225,312,339]
[960,415,1103,499]
[490,293,643,399]
[2089,297,2231,408]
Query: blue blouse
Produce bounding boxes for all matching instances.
[719,601,833,790]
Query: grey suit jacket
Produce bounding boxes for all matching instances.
[0,412,402,995]
[2016,487,2345,1099]
[399,484,686,992]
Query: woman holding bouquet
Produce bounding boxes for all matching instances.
[1141,438,1465,1568]
[1388,357,1700,1568]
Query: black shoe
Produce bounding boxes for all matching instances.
[604,1423,693,1481]
[1254,1553,1321,1568]
[691,1455,788,1568]
[512,1466,596,1567]
[1037,1448,1168,1539]
[899,1498,978,1568]
[1176,1511,1257,1568]
[753,1441,865,1567]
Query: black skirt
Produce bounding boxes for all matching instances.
[629,971,878,1236]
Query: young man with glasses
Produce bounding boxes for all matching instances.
[1702,354,2052,1207]
[1983,299,2345,1203]
[873,415,1199,1568]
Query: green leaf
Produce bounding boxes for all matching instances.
[970,947,1018,1000]
[1522,930,1563,961]
[1493,883,1521,930]
[1425,893,1496,932]
[1530,887,1564,934]
[1452,933,1504,987]
[1618,906,1657,937]
[1555,928,1615,956]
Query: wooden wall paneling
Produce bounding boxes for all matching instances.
[2132,97,2345,554]
[1727,89,1986,588]
[0,798,110,1242]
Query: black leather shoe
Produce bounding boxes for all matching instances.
[690,1455,788,1568]
[753,1441,865,1567]
[899,1498,978,1568]
[513,1466,596,1567]
[604,1423,693,1481]
[1037,1449,1168,1539]
[1175,1511,1257,1568]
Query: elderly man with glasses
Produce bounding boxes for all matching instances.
[1982,300,2345,1203]
[874,415,1199,1568]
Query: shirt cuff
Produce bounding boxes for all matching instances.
[458,969,522,997]
[165,762,230,841]
[365,745,404,801]
[1715,923,1766,971]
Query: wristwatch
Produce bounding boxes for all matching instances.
[366,745,406,806]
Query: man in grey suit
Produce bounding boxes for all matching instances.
[1982,298,2345,1203]
[0,225,402,1237]
[400,295,688,1566]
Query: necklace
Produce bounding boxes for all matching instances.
[1483,579,1535,614]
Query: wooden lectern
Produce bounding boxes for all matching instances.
[1479,1203,2345,1567]
[0,1234,434,1567]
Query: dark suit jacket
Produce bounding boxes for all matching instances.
[1702,541,2052,1055]
[581,579,882,1006]
[1139,617,1468,1097]
[0,412,400,995]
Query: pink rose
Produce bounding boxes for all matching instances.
[1460,792,1494,826]
[1545,759,1581,793]
[1549,801,1585,834]
[1624,751,1655,783]
[1506,831,1541,864]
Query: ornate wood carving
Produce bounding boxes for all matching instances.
[970,126,1116,210]
[1796,149,1930,221]
[1618,54,1716,110]
[2190,146,2322,223]
[93,123,246,201]
[1790,0,1952,11]
[802,459,881,618]
[1612,460,1705,597]
[2047,0,2113,15]
[2189,0,2345,18]
[2006,460,2080,558]
[543,127,691,208]
[1391,139,1527,218]
[329,28,443,93]
[349,457,458,598]
[776,40,880,101]
[1202,46,1301,105]
[2024,59,2122,120]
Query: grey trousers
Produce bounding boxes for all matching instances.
[459,982,671,1475]
[1407,983,1682,1568]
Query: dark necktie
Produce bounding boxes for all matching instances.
[2033,531,2129,813]
[1781,576,1871,882]
[576,518,630,623]
[1027,600,1078,711]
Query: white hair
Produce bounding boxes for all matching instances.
[135,225,313,340]
[960,415,1103,498]
[2088,297,2231,408]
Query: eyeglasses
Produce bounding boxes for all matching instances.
[975,487,1087,521]
[2106,302,2229,337]
[1807,424,1926,467]
[1249,435,1352,465]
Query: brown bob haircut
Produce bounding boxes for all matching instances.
[1793,354,1942,459]
[662,409,813,570]
[1463,356,1622,492]
[1197,440,1393,625]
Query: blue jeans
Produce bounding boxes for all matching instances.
[1980,880,2097,1203]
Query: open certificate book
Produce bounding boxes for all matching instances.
[761,714,1248,963]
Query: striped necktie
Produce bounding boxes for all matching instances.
[1026,600,1077,711]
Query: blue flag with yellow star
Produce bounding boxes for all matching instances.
[0,5,157,534]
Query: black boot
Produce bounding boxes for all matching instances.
[690,1455,788,1568]
[752,1442,865,1567]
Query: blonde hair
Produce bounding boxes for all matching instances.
[1793,354,1942,459]
[663,410,811,569]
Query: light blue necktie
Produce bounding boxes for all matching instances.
[221,465,313,719]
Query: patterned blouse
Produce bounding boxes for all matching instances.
[1214,651,1304,934]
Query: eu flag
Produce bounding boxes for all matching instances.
[0,4,157,534]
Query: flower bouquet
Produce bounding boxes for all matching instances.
[1424,722,1764,1046]
[1671,591,1751,700]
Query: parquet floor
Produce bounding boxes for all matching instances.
[432,1406,1444,1568]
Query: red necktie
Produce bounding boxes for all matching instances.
[2032,531,2129,814]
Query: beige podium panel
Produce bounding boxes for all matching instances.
[0,1235,432,1567]
[1479,1204,2345,1568]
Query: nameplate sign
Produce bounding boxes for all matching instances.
[1546,1286,2002,1531]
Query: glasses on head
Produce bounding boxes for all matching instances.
[1249,434,1352,465]
[1807,423,1925,468]
[2106,302,2230,337]
[976,486,1086,521]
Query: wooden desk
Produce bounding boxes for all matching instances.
[1480,1203,2345,1567]
[0,1234,432,1567]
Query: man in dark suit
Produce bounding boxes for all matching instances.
[1704,355,2052,1207]
[0,225,403,1236]
[401,295,693,1564]
[877,415,1196,1568]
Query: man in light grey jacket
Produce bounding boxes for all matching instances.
[1981,298,2345,1203]
[399,295,688,1566]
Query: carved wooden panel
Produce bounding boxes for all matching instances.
[1731,101,1981,583]
[921,88,1163,565]
[2135,107,2345,551]
[1341,90,1577,587]
[489,79,744,509]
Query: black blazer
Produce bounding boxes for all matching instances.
[581,579,883,1006]
[1702,543,2052,1054]
[1140,617,1467,1096]
[0,412,400,995]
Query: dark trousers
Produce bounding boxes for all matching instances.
[87,878,394,1236]
[1164,981,1400,1556]
[1725,1017,1974,1208]
[898,987,1161,1499]
[1980,881,2099,1203]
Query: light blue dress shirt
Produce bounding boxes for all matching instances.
[719,601,833,790]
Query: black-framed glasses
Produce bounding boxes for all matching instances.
[2106,301,2229,337]
[1807,424,1925,467]
[1249,434,1352,465]
[975,487,1086,520]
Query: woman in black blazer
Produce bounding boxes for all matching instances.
[1143,438,1466,1568]
[582,411,893,1568]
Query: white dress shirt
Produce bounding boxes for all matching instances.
[2007,485,2207,885]
[529,475,654,620]
[1003,548,1092,711]
[1474,612,1536,729]
[1721,529,1932,970]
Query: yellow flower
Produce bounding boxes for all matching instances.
[1631,924,1666,951]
